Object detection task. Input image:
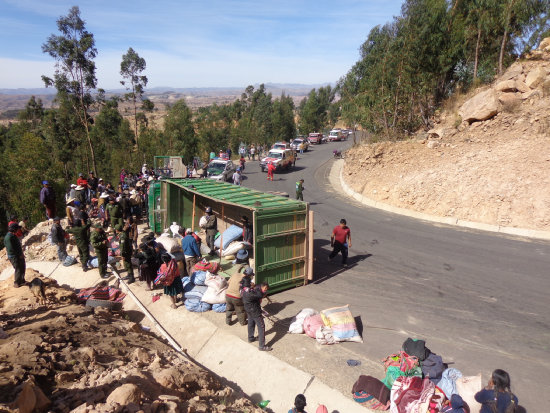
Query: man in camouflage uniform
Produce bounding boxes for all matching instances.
[105,197,123,230]
[66,219,91,272]
[90,223,109,279]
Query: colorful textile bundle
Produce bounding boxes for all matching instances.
[77,286,126,303]
[320,305,363,343]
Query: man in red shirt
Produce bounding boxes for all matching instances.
[329,219,351,267]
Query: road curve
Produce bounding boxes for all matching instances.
[241,139,550,410]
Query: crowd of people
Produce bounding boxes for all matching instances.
[3,165,521,412]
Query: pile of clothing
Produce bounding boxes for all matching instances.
[180,260,228,313]
[288,305,363,345]
[351,338,482,412]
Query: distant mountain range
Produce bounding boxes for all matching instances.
[0,83,331,96]
[0,83,331,117]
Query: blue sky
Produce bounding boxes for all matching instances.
[0,0,403,89]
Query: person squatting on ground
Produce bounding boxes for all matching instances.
[329,218,351,267]
[50,217,68,262]
[4,222,26,288]
[203,206,217,255]
[475,369,518,413]
[225,266,254,326]
[241,277,272,351]
[66,219,91,272]
[90,223,109,279]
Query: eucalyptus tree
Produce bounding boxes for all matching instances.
[42,6,100,174]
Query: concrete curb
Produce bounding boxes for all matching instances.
[335,159,550,241]
[1,261,367,413]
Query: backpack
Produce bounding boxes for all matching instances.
[403,337,431,361]
[490,391,518,413]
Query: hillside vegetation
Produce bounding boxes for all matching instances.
[343,39,550,231]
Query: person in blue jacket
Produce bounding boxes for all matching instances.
[181,228,201,277]
[475,369,518,413]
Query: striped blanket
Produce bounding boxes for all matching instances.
[77,286,126,303]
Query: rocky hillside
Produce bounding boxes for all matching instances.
[343,38,550,232]
[0,271,262,413]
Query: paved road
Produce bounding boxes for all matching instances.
[241,138,550,411]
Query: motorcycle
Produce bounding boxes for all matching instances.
[333,150,342,159]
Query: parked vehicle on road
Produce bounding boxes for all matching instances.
[272,141,291,151]
[308,133,324,144]
[328,129,344,142]
[260,149,295,172]
[207,158,236,182]
[291,138,309,152]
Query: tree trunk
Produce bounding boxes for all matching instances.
[133,84,139,150]
[499,26,508,75]
[474,27,481,80]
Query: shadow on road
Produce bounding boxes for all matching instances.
[312,238,372,284]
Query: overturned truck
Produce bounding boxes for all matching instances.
[148,179,313,293]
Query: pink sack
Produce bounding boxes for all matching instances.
[303,314,325,338]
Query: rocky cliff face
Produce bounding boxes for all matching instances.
[343,38,550,231]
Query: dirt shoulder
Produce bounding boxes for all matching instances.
[0,270,261,413]
[343,41,550,232]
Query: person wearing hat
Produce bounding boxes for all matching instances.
[295,178,305,201]
[142,163,148,175]
[8,215,23,239]
[66,184,77,203]
[50,217,68,262]
[117,222,135,284]
[105,197,123,230]
[241,277,271,351]
[76,173,88,188]
[39,180,56,219]
[90,223,109,278]
[204,206,217,255]
[225,266,254,325]
[66,198,78,226]
[66,218,91,272]
[75,184,87,205]
[180,228,201,277]
[232,168,242,186]
[233,249,249,265]
[97,178,105,194]
[4,222,26,287]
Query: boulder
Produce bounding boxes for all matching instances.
[498,93,521,109]
[106,383,142,406]
[500,62,523,81]
[525,66,548,89]
[153,367,184,389]
[539,37,550,52]
[495,80,517,92]
[427,140,441,149]
[514,81,530,93]
[10,378,51,413]
[459,89,499,123]
[132,348,150,365]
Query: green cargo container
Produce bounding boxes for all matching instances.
[148,178,313,293]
